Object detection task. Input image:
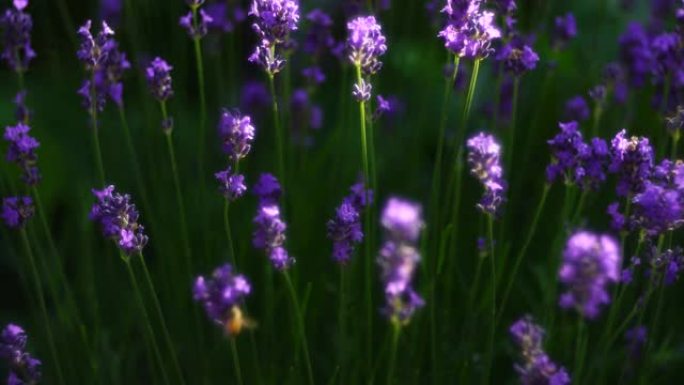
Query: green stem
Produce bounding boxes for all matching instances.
[118,106,151,217]
[484,216,496,385]
[497,184,549,324]
[386,322,401,385]
[224,198,236,266]
[283,272,315,385]
[268,74,286,189]
[229,337,244,385]
[138,255,186,385]
[460,59,481,138]
[574,317,587,383]
[591,104,603,138]
[192,25,207,182]
[338,267,346,378]
[671,132,680,160]
[506,77,520,169]
[122,255,170,385]
[90,72,105,185]
[20,229,66,385]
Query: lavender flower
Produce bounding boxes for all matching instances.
[438,0,501,59]
[1,196,33,229]
[552,13,577,49]
[632,181,683,235]
[558,231,621,319]
[352,78,372,102]
[215,168,246,201]
[327,181,372,264]
[619,22,653,88]
[0,324,41,385]
[193,263,251,331]
[145,57,173,102]
[496,38,539,76]
[609,129,654,197]
[180,7,213,39]
[248,0,300,75]
[564,95,590,122]
[205,1,247,33]
[303,9,335,57]
[625,326,647,361]
[346,16,387,75]
[0,0,35,73]
[90,185,148,256]
[510,316,571,385]
[14,90,29,123]
[466,132,506,215]
[3,122,40,186]
[378,197,424,324]
[253,173,291,269]
[218,110,256,161]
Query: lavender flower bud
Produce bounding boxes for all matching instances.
[0,323,42,384]
[215,168,246,201]
[253,173,292,270]
[3,122,40,186]
[466,132,506,215]
[145,57,173,102]
[218,110,255,161]
[193,263,251,330]
[346,16,387,75]
[248,0,299,75]
[0,0,35,73]
[90,185,148,255]
[327,181,372,264]
[1,196,33,229]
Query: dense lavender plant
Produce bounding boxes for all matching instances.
[558,231,621,319]
[1,196,33,229]
[3,122,40,186]
[327,181,372,264]
[437,0,501,59]
[0,324,42,385]
[466,132,506,215]
[0,0,34,74]
[253,173,291,269]
[90,185,148,256]
[378,197,425,324]
[248,0,299,75]
[609,129,654,197]
[510,316,570,385]
[193,263,251,333]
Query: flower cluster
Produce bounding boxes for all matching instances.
[218,110,256,161]
[558,231,621,319]
[77,20,130,111]
[496,37,539,76]
[204,1,247,34]
[327,181,372,264]
[145,57,174,103]
[466,132,506,215]
[346,16,387,75]
[248,0,299,75]
[253,173,292,269]
[378,198,425,324]
[0,323,41,385]
[563,95,590,122]
[1,196,33,229]
[438,0,501,59]
[546,121,610,190]
[215,168,246,201]
[180,4,214,39]
[90,185,148,255]
[609,129,654,197]
[193,263,251,331]
[0,0,35,73]
[3,122,40,185]
[510,316,570,385]
[552,12,577,49]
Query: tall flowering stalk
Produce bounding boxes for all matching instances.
[194,264,252,385]
[180,0,212,180]
[377,197,425,385]
[252,173,313,385]
[90,185,186,385]
[0,324,42,385]
[248,0,300,187]
[1,0,34,92]
[346,15,387,367]
[2,196,64,385]
[215,110,254,266]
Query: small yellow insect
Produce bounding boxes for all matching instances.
[225,306,257,336]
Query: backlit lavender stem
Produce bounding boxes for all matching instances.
[484,215,496,384]
[19,228,65,385]
[386,322,401,385]
[229,337,244,385]
[90,71,106,185]
[118,105,152,223]
[191,5,208,181]
[505,77,519,168]
[267,74,286,191]
[282,271,315,385]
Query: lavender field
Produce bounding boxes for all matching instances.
[1,0,684,383]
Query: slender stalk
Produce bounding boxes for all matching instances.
[138,255,186,385]
[671,132,680,160]
[574,317,588,383]
[460,59,481,138]
[191,6,207,181]
[497,184,549,324]
[118,106,152,216]
[224,198,236,266]
[20,229,65,385]
[484,216,496,385]
[355,63,374,374]
[283,272,315,385]
[121,255,170,385]
[505,77,520,169]
[229,337,244,385]
[591,103,603,138]
[16,69,25,93]
[268,73,286,191]
[338,267,346,377]
[90,71,105,185]
[386,322,401,385]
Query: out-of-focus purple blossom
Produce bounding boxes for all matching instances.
[666,105,684,135]
[438,0,501,59]
[205,1,247,34]
[466,132,506,215]
[180,8,214,39]
[218,110,255,161]
[100,0,122,26]
[248,0,299,75]
[3,122,40,186]
[609,130,654,197]
[0,0,35,73]
[0,323,42,385]
[372,94,394,121]
[290,89,323,146]
[552,13,576,49]
[327,181,372,264]
[253,173,291,269]
[510,316,570,385]
[558,231,621,319]
[193,263,251,328]
[145,57,173,102]
[303,9,335,57]
[14,90,29,123]
[301,65,325,86]
[346,16,387,75]
[619,22,654,88]
[651,32,682,79]
[589,85,607,105]
[608,202,627,232]
[215,168,246,201]
[625,326,647,361]
[496,38,539,76]
[564,96,590,122]
[632,181,683,235]
[621,256,641,284]
[240,80,271,114]
[90,185,148,255]
[653,247,684,284]
[378,197,424,324]
[1,196,33,229]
